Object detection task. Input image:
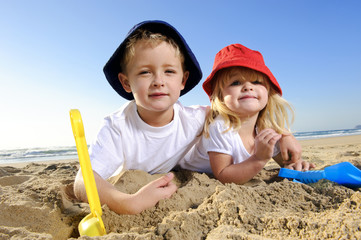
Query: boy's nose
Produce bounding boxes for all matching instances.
[152,74,165,87]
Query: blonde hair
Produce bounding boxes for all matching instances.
[121,29,185,74]
[204,66,294,137]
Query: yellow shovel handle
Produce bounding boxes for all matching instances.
[70,109,102,216]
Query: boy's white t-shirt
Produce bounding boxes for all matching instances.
[89,100,207,179]
[180,116,280,173]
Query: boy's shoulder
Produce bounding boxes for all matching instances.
[175,101,207,118]
[105,101,135,122]
[175,101,207,111]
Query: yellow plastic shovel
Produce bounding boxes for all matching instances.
[69,109,106,236]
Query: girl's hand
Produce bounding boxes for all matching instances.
[254,128,282,161]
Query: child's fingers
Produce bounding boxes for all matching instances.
[307,162,316,170]
[257,128,275,136]
[155,172,174,187]
[255,129,273,141]
[257,129,281,144]
[271,133,282,143]
[285,160,316,171]
[153,173,177,198]
[162,182,177,199]
[282,150,301,163]
[291,151,302,162]
[281,149,290,162]
[133,173,177,213]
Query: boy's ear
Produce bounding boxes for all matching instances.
[118,73,132,93]
[181,71,189,90]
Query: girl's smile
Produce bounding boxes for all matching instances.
[239,94,257,100]
[222,70,268,118]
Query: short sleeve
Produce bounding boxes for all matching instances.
[202,121,234,156]
[89,117,124,179]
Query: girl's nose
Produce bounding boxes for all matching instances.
[242,82,253,92]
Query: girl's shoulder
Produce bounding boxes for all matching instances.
[209,115,233,132]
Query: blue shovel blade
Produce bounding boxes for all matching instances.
[278,168,326,184]
[278,162,361,188]
[324,162,361,188]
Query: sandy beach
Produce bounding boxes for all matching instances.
[1,135,360,239]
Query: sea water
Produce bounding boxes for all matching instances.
[293,128,361,140]
[1,128,361,165]
[0,146,78,164]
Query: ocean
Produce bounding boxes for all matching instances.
[1,128,361,165]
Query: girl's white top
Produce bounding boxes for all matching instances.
[180,116,280,173]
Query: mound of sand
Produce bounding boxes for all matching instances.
[0,135,360,239]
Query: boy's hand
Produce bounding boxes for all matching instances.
[254,129,282,161]
[132,173,177,214]
[284,160,316,171]
[279,134,302,164]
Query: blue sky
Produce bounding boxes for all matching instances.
[1,0,360,150]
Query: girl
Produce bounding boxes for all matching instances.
[180,43,315,184]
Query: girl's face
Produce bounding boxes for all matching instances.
[221,68,269,118]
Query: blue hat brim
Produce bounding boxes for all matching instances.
[103,20,202,100]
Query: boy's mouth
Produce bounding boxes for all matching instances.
[149,92,168,98]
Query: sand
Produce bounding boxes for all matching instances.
[0,135,360,239]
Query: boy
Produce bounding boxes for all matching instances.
[74,20,207,214]
[74,20,302,215]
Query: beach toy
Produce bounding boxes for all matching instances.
[278,162,361,188]
[69,109,106,236]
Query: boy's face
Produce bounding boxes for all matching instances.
[118,40,189,123]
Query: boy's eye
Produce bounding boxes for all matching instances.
[165,69,176,74]
[139,70,150,75]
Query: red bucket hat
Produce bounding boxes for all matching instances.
[202,43,282,98]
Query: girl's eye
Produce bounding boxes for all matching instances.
[165,69,175,74]
[230,80,241,86]
[252,80,263,84]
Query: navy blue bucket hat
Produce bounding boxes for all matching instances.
[103,20,202,100]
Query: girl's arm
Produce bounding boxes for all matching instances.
[210,129,281,184]
[209,152,270,184]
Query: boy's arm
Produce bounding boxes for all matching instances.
[73,170,177,214]
[273,153,315,171]
[275,133,316,170]
[278,133,302,163]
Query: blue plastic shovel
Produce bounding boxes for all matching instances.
[278,162,361,188]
